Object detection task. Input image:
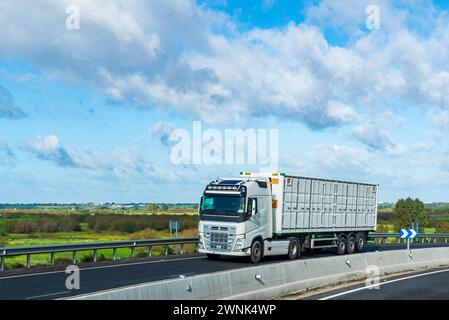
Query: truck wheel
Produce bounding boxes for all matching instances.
[355,233,366,252]
[346,236,356,254]
[287,238,300,260]
[336,236,346,255]
[207,253,220,260]
[250,240,263,264]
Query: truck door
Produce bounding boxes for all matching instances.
[246,197,269,240]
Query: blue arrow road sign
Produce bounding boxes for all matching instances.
[400,229,417,239]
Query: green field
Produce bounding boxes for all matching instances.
[0,207,199,269]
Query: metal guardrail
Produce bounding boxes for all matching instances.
[1,233,449,271]
[0,237,198,271]
[369,233,449,244]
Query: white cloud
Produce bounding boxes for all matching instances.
[353,121,395,151]
[0,85,26,119]
[150,122,176,147]
[1,0,449,132]
[26,135,77,167]
[0,140,15,166]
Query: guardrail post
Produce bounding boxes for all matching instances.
[422,238,424,243]
[50,252,55,266]
[113,248,117,261]
[148,246,152,258]
[165,245,169,256]
[434,238,437,243]
[445,238,448,244]
[397,238,400,244]
[130,246,134,258]
[1,256,4,271]
[181,244,184,255]
[26,254,31,269]
[72,251,77,264]
[93,250,97,262]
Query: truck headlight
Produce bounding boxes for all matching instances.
[235,235,245,249]
[198,234,204,249]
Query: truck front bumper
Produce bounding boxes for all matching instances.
[199,248,250,256]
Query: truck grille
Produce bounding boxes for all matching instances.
[210,232,228,249]
[211,232,228,243]
[203,225,235,251]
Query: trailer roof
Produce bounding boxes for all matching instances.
[239,172,377,186]
[284,174,378,186]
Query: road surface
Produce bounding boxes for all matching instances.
[304,267,449,300]
[0,243,446,300]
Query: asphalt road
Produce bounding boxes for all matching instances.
[304,267,449,300]
[0,243,446,300]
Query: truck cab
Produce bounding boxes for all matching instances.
[198,175,292,263]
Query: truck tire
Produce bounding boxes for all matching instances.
[287,238,300,260]
[336,235,346,255]
[346,236,356,254]
[250,239,263,264]
[355,232,366,252]
[207,253,220,260]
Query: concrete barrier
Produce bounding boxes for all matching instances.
[69,247,449,300]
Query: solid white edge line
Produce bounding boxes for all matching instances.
[26,291,71,300]
[0,256,206,280]
[319,268,449,300]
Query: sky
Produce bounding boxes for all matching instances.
[1,0,449,203]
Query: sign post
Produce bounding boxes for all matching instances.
[400,229,417,250]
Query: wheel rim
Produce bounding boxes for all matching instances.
[349,240,355,252]
[253,243,261,261]
[339,241,345,252]
[358,238,364,249]
[290,242,297,257]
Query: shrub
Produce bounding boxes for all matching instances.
[13,220,34,233]
[131,228,158,240]
[9,262,25,269]
[80,254,94,262]
[55,257,73,265]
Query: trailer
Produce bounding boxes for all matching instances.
[198,172,378,263]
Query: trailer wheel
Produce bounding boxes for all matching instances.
[250,239,263,264]
[207,253,220,260]
[336,236,346,255]
[346,236,356,254]
[355,233,366,252]
[287,238,300,260]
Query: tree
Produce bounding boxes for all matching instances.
[160,204,169,211]
[393,198,427,231]
[435,221,449,233]
[148,204,159,211]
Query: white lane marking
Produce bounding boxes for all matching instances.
[0,256,206,280]
[26,291,71,300]
[319,268,449,300]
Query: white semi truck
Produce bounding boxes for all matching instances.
[198,172,378,263]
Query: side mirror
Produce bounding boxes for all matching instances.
[251,198,257,216]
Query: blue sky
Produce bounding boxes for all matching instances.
[1,0,449,203]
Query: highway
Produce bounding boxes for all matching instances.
[304,267,449,300]
[0,243,446,300]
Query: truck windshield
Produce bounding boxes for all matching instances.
[200,195,245,217]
